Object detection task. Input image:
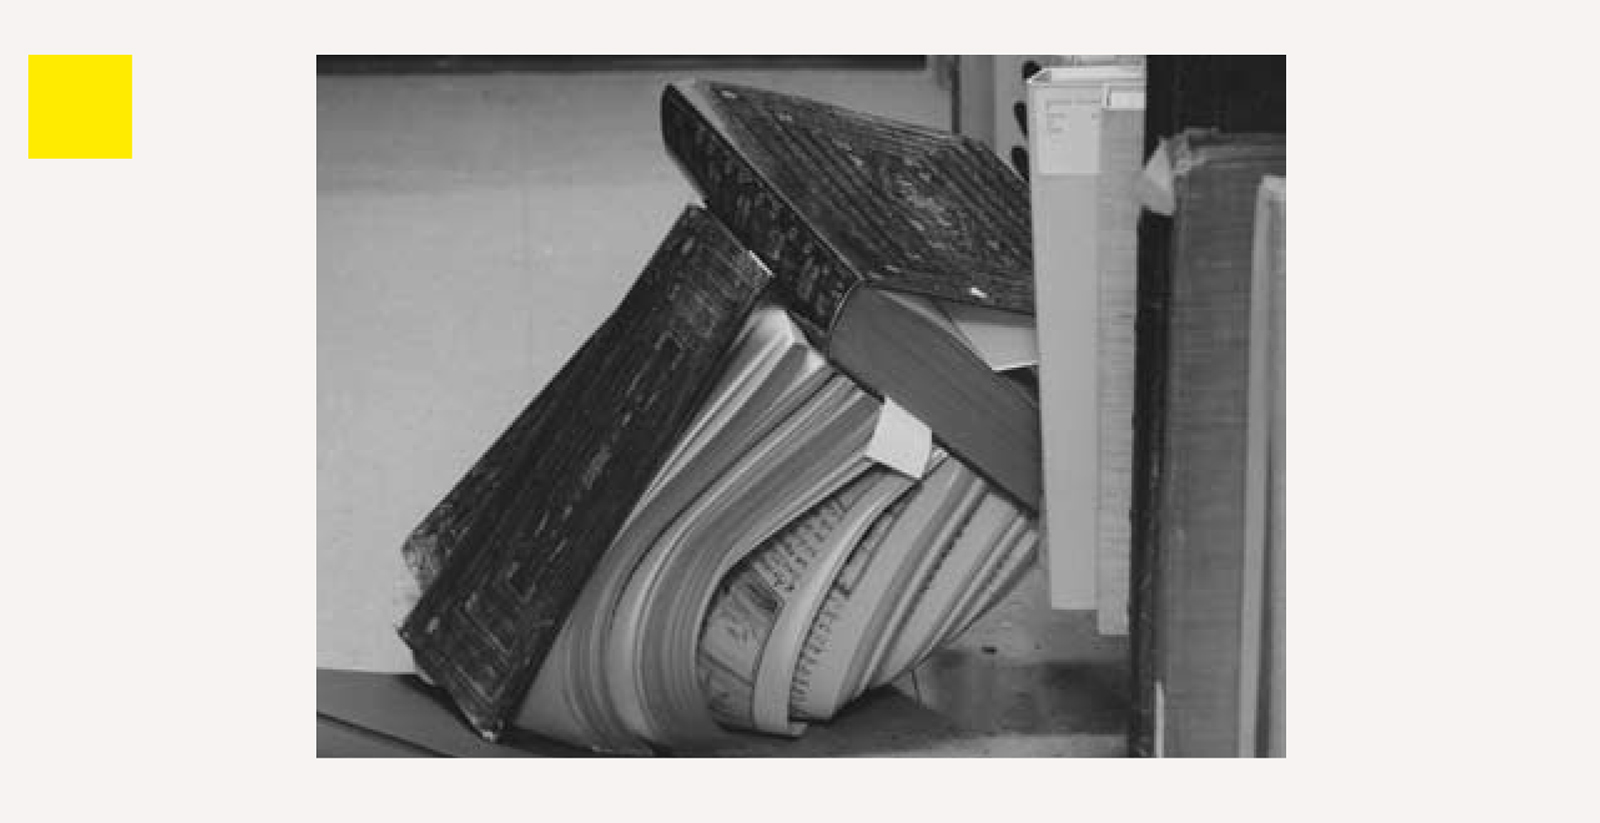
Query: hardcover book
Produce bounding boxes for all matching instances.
[661,80,1043,513]
[1128,132,1285,757]
[1128,56,1286,753]
[1024,64,1145,628]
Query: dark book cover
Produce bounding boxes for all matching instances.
[1128,133,1285,756]
[397,206,774,739]
[662,80,1033,335]
[661,80,1042,512]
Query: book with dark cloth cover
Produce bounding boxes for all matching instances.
[661,80,1042,513]
[1127,132,1285,756]
[398,206,774,739]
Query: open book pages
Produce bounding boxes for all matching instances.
[698,465,917,736]
[511,302,1040,752]
[790,454,984,721]
[871,492,1032,682]
[516,303,835,752]
[611,373,880,748]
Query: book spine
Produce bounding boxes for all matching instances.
[661,84,861,344]
[1094,104,1144,636]
[1149,143,1285,757]
[398,207,773,739]
[1127,206,1173,758]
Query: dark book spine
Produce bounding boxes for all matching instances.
[1127,206,1173,758]
[661,84,860,343]
[398,207,772,739]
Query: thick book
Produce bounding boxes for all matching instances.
[661,80,1043,514]
[1128,132,1285,757]
[514,301,1034,753]
[1128,56,1285,756]
[397,206,774,739]
[522,328,891,752]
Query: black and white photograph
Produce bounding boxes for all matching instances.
[316,54,1287,757]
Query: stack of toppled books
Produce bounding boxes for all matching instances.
[396,81,1046,754]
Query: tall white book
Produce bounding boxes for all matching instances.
[1026,64,1145,632]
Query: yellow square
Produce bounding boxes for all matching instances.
[29,55,133,159]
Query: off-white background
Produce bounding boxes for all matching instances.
[5,1,1599,820]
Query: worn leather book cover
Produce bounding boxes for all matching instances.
[397,206,773,739]
[661,79,1034,333]
[1127,132,1285,756]
[661,80,1042,512]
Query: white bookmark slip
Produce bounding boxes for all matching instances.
[863,396,933,480]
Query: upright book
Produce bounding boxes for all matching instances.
[661,80,1043,513]
[1128,56,1286,755]
[1128,132,1285,757]
[1024,64,1145,628]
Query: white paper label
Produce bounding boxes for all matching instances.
[864,397,933,479]
[1033,84,1104,176]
